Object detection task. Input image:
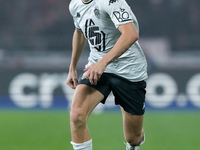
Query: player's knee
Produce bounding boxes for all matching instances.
[70,109,87,129]
[126,133,143,146]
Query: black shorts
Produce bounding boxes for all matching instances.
[79,73,147,115]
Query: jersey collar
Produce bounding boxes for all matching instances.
[82,0,93,4]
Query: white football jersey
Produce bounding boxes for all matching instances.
[69,0,148,82]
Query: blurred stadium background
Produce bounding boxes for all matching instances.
[0,0,200,149]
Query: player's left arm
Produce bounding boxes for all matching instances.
[100,22,139,65]
[85,22,139,85]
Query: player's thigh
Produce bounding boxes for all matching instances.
[71,84,104,118]
[121,107,144,137]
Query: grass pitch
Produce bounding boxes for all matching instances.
[0,110,200,150]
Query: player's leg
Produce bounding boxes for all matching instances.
[109,74,146,149]
[70,84,104,149]
[121,107,145,149]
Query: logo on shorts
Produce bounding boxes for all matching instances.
[142,103,145,110]
[113,8,131,22]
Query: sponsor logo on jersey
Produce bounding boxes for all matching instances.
[113,8,131,22]
[94,6,100,19]
[76,12,81,18]
[109,0,118,5]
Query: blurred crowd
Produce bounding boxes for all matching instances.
[132,0,200,51]
[0,0,71,52]
[0,0,200,52]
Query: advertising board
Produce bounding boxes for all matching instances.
[0,69,200,111]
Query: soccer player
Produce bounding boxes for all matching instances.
[66,0,148,149]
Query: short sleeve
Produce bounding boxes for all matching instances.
[69,0,81,29]
[101,0,134,28]
[72,17,81,29]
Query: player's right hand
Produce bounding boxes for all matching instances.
[66,70,78,89]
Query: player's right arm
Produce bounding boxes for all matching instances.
[66,28,87,89]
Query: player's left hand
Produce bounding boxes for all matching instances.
[84,62,106,85]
